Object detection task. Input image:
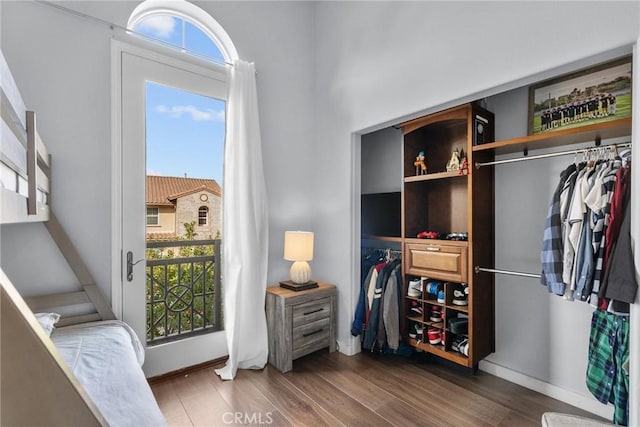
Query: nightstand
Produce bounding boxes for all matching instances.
[265,282,337,373]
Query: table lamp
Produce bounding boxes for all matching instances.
[283,231,314,285]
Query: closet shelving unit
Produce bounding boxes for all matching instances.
[400,103,495,368]
[365,103,631,369]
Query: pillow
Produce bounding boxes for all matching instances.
[34,312,61,337]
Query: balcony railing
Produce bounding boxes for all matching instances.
[145,239,222,345]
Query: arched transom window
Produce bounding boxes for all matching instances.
[128,0,238,65]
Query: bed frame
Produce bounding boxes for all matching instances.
[0,49,115,426]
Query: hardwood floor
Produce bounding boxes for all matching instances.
[150,350,604,426]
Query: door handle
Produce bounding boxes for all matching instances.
[126,251,144,282]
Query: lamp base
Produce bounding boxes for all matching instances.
[279,280,318,291]
[289,260,311,284]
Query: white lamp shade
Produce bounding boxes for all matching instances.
[284,231,314,261]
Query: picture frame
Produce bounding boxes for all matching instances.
[528,56,632,135]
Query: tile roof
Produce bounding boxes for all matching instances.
[146,175,222,205]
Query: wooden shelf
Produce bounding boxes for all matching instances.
[361,235,402,243]
[404,170,467,183]
[472,117,631,155]
[404,238,469,247]
[446,304,469,313]
[408,338,468,365]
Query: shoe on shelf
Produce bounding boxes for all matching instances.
[452,336,468,355]
[427,327,441,345]
[426,280,443,295]
[409,323,417,340]
[429,305,442,322]
[452,283,468,306]
[460,339,469,356]
[408,279,422,297]
[411,300,423,317]
[437,289,445,303]
[416,324,424,342]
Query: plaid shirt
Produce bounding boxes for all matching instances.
[586,309,629,425]
[590,163,620,305]
[541,164,576,294]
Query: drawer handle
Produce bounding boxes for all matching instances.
[426,247,441,252]
[303,308,324,316]
[303,329,324,337]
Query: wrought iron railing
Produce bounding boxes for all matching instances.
[145,239,222,345]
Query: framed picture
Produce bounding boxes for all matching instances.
[528,56,632,135]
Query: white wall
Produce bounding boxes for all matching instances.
[312,0,639,416]
[0,1,315,295]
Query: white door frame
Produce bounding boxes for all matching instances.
[111,37,228,376]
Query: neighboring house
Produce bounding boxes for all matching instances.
[146,175,222,240]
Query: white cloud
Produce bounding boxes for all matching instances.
[156,104,225,122]
[135,16,177,39]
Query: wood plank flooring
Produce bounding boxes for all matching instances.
[150,350,605,426]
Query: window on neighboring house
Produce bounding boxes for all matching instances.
[147,207,159,225]
[198,206,208,226]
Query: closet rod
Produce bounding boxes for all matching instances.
[475,141,631,169]
[475,266,541,279]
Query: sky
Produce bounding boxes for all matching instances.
[135,15,226,184]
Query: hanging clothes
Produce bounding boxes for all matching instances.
[541,163,577,295]
[586,309,629,426]
[362,258,400,351]
[540,149,635,426]
[541,151,632,307]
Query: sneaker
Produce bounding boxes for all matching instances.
[408,279,422,297]
[451,335,466,352]
[411,300,423,317]
[427,327,441,345]
[429,305,442,322]
[460,338,469,356]
[426,280,443,295]
[437,289,445,303]
[409,323,418,340]
[452,283,468,306]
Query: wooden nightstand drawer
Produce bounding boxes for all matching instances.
[405,242,468,282]
[266,282,337,373]
[292,317,331,358]
[293,298,331,327]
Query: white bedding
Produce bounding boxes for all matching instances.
[52,321,166,427]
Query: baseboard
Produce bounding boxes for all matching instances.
[147,356,228,384]
[479,360,613,421]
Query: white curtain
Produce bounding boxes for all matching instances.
[215,60,269,380]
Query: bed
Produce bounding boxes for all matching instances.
[0,49,166,426]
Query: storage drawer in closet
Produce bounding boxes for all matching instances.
[292,298,331,327]
[405,242,468,282]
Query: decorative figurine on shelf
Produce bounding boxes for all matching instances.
[458,149,469,175]
[446,149,461,172]
[414,151,427,175]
